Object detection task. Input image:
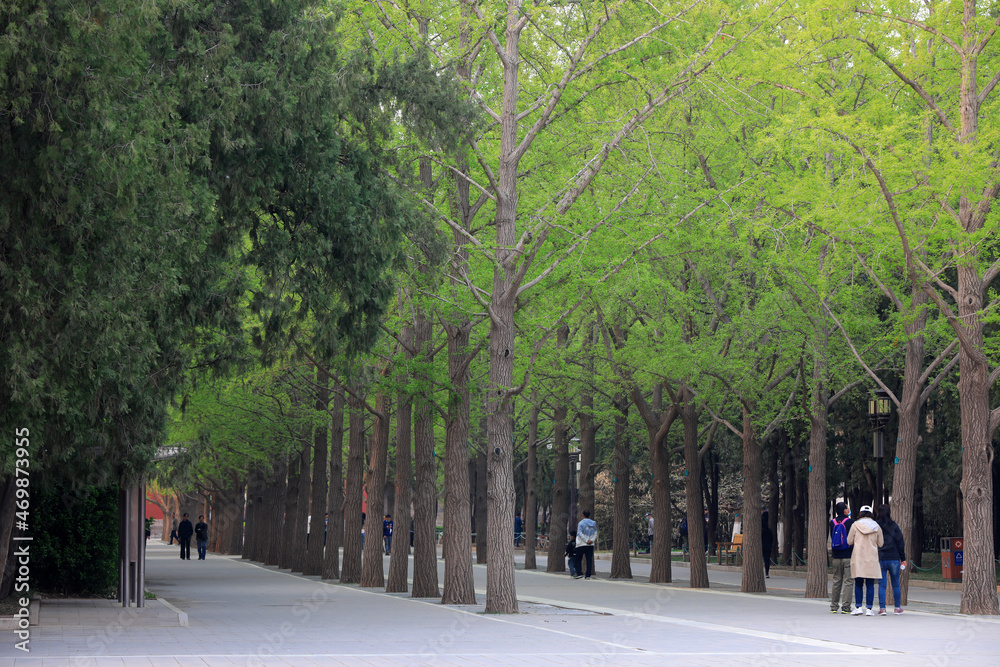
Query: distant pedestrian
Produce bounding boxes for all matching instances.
[566,530,579,578]
[703,509,710,553]
[576,510,598,580]
[761,506,773,578]
[177,513,194,561]
[514,511,523,548]
[679,515,689,552]
[646,513,654,554]
[876,503,907,616]
[361,512,366,549]
[829,502,854,613]
[383,514,393,555]
[169,521,178,545]
[195,515,209,560]
[847,505,883,615]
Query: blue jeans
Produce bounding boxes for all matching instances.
[855,577,875,608]
[879,560,902,609]
[197,538,207,560]
[568,554,579,577]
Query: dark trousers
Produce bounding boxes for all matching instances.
[384,535,392,554]
[179,537,191,559]
[576,545,595,578]
[197,538,207,559]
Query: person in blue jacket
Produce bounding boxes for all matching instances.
[829,502,854,613]
[876,503,907,615]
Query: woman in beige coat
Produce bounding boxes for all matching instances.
[847,505,884,616]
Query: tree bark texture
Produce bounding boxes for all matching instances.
[610,397,632,579]
[806,327,830,598]
[387,361,413,593]
[361,393,390,588]
[340,390,365,585]
[322,390,345,580]
[476,424,488,564]
[263,460,286,566]
[580,384,597,523]
[525,398,539,570]
[304,369,330,576]
[412,311,440,598]
[680,391,708,588]
[741,406,766,593]
[441,320,475,604]
[290,441,311,573]
[278,451,299,570]
[546,382,569,573]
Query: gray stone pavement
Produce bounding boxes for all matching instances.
[4,541,999,666]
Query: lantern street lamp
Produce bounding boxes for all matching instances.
[568,446,581,528]
[868,389,892,507]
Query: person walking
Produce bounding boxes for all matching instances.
[514,511,523,548]
[383,514,393,555]
[829,502,854,613]
[195,515,209,560]
[576,510,598,580]
[566,530,579,578]
[761,505,773,578]
[646,513,654,554]
[177,513,194,561]
[876,503,907,616]
[847,505,883,616]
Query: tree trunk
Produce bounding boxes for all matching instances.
[264,460,286,566]
[547,370,569,573]
[806,328,830,598]
[767,436,780,564]
[387,355,413,593]
[890,286,926,605]
[680,389,708,588]
[580,384,597,525]
[442,320,475,604]
[956,266,998,614]
[741,406,766,593]
[291,441,311,573]
[361,393,390,588]
[243,466,264,561]
[341,389,365,585]
[610,397,632,579]
[304,369,329,576]
[412,312,440,598]
[780,430,794,566]
[279,451,300,570]
[476,422,488,564]
[525,397,539,570]
[323,390,345,580]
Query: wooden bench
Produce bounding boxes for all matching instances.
[716,534,743,565]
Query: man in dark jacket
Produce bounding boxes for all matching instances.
[195,515,209,560]
[876,503,907,615]
[829,502,854,613]
[177,513,194,561]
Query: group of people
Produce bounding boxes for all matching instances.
[168,513,210,561]
[830,501,908,616]
[564,510,599,579]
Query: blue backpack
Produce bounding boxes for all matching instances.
[831,517,849,550]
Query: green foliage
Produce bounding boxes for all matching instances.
[31,484,119,597]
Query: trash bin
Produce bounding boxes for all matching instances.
[941,537,964,582]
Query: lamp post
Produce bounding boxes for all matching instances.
[568,449,581,528]
[868,389,891,507]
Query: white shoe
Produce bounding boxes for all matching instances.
[865,608,876,616]
[850,607,864,616]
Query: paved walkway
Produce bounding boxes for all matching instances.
[4,542,999,666]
